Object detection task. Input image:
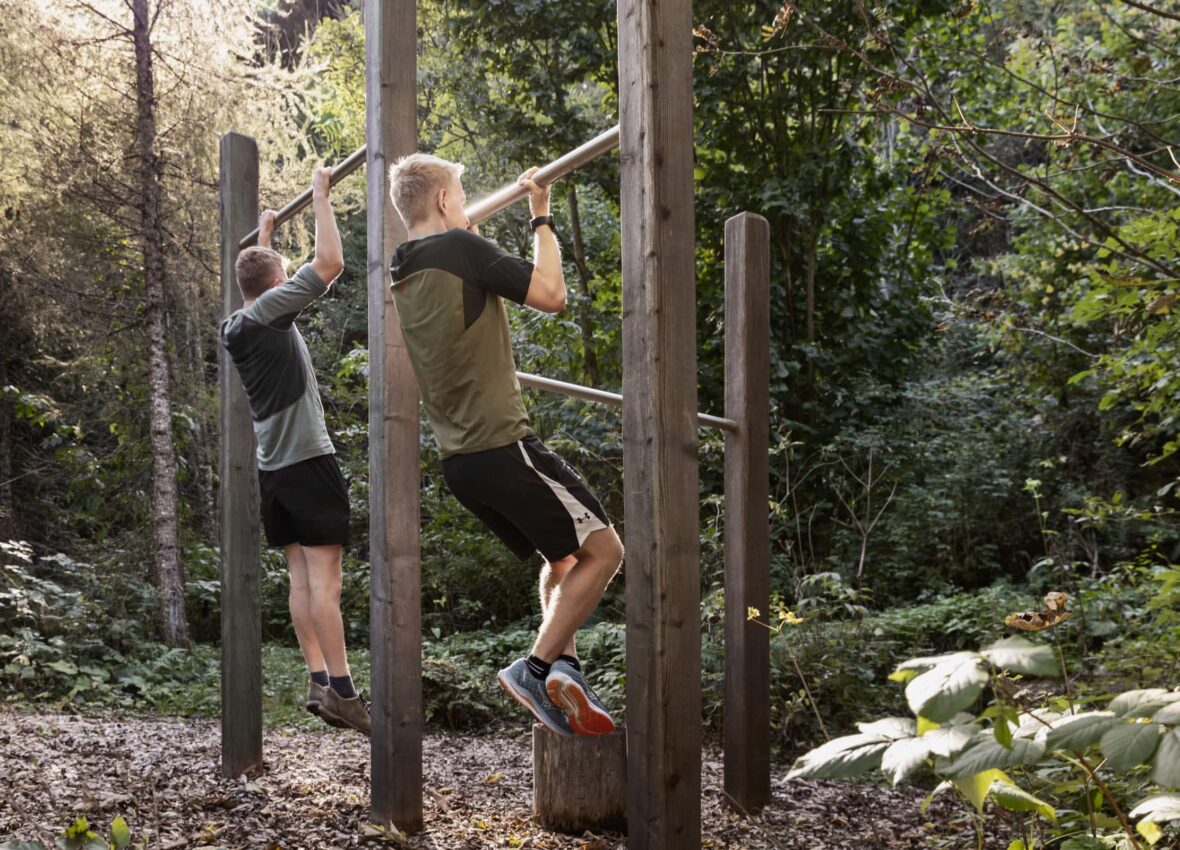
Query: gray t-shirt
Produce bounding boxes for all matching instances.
[220,264,335,471]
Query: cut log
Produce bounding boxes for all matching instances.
[532,724,627,833]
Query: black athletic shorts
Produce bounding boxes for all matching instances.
[258,453,350,549]
[440,435,610,562]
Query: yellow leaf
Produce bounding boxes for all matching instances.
[747,606,761,620]
[1138,819,1163,846]
[952,769,1010,813]
[917,716,941,736]
[482,772,504,784]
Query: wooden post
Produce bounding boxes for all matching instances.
[617,0,701,847]
[218,132,262,778]
[723,212,771,811]
[533,726,627,832]
[365,0,422,832]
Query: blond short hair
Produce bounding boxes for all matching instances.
[389,153,465,227]
[235,246,284,299]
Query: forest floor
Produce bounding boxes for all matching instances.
[0,707,1006,850]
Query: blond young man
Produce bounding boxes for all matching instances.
[387,154,623,736]
[220,168,369,735]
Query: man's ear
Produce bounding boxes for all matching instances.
[436,186,449,218]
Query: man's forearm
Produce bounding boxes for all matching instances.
[313,196,343,270]
[533,226,565,296]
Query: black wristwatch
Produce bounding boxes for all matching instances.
[530,214,556,233]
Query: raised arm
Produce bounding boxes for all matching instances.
[309,167,344,284]
[519,167,566,313]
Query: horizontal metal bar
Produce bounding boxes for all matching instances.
[236,124,617,249]
[465,125,620,226]
[516,371,739,432]
[238,144,368,249]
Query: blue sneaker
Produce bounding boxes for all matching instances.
[497,658,573,736]
[546,659,616,736]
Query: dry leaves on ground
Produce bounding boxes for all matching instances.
[0,708,1003,849]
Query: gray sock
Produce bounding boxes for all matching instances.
[329,674,356,699]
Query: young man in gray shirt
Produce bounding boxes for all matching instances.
[221,168,369,735]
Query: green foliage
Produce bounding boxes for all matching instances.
[787,622,1180,848]
[0,814,134,850]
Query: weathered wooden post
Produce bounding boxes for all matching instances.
[617,0,702,846]
[365,0,423,832]
[218,132,263,778]
[723,212,771,811]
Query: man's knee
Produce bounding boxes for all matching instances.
[583,527,624,571]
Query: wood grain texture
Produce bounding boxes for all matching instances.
[723,212,771,812]
[218,132,262,779]
[616,1,702,847]
[365,0,423,832]
[533,725,627,833]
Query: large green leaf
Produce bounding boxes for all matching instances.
[786,732,891,780]
[980,637,1058,678]
[1130,794,1180,823]
[942,734,1046,778]
[905,655,988,723]
[1154,702,1180,725]
[1100,722,1164,772]
[924,723,980,758]
[881,736,933,786]
[1152,728,1180,789]
[1042,711,1119,751]
[857,717,917,739]
[1110,689,1180,719]
[894,650,979,678]
[988,780,1058,824]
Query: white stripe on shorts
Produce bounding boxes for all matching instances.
[516,440,608,550]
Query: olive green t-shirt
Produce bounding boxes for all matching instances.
[389,228,534,459]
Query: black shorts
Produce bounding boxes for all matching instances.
[440,435,610,562]
[258,453,350,549]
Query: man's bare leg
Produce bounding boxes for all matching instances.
[285,544,326,674]
[301,544,349,678]
[531,527,623,662]
[539,555,578,659]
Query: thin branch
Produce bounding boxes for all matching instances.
[1117,0,1180,22]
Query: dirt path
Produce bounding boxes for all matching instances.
[0,708,1000,849]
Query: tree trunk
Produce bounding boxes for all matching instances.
[133,0,189,647]
[566,184,601,387]
[0,349,14,542]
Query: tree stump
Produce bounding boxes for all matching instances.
[532,724,627,833]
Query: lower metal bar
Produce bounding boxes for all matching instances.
[516,371,738,433]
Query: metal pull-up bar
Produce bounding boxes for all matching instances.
[237,125,620,250]
[238,145,368,249]
[516,371,738,433]
[464,125,620,225]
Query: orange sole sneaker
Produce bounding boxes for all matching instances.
[546,673,616,736]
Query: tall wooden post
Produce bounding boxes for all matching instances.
[723,212,771,811]
[218,132,262,778]
[617,1,701,847]
[365,0,422,832]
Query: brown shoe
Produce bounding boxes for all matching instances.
[306,681,327,714]
[307,682,349,729]
[319,687,371,736]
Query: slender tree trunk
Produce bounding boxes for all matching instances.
[566,184,601,387]
[0,350,14,542]
[133,0,189,647]
[805,227,818,389]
